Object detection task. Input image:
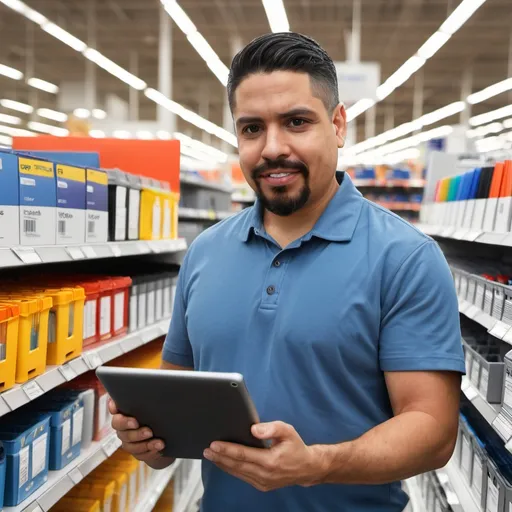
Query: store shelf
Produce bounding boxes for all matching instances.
[457,297,512,343]
[134,461,183,512]
[179,207,233,221]
[461,376,502,424]
[354,179,425,188]
[180,174,233,194]
[4,431,122,512]
[0,239,187,270]
[403,477,423,512]
[418,224,512,247]
[0,317,172,418]
[174,460,203,512]
[435,460,479,512]
[232,193,255,204]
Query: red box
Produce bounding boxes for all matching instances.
[110,277,132,339]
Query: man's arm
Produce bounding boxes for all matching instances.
[316,370,460,484]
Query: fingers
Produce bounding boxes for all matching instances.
[116,426,153,444]
[111,413,139,432]
[108,398,118,415]
[252,421,296,441]
[207,442,269,466]
[121,438,164,455]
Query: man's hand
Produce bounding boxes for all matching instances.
[204,421,325,492]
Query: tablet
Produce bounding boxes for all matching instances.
[96,366,267,459]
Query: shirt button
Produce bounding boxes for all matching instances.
[273,260,281,268]
[266,285,275,295]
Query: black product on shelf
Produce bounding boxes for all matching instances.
[107,169,129,242]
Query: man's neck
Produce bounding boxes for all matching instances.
[263,177,340,249]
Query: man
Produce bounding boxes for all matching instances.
[110,32,464,511]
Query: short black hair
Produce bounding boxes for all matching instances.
[227,32,339,113]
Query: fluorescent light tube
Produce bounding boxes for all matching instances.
[0,0,47,24]
[0,113,21,125]
[346,98,376,122]
[89,129,106,138]
[92,109,107,120]
[160,0,197,35]
[27,77,59,94]
[73,108,90,119]
[262,0,290,32]
[28,121,69,136]
[113,130,132,139]
[42,22,87,52]
[417,32,451,60]
[37,108,68,123]
[470,105,512,126]
[136,131,154,140]
[156,130,172,140]
[83,49,147,90]
[0,99,33,114]
[467,77,512,105]
[0,134,12,146]
[439,0,487,35]
[0,63,23,80]
[419,101,465,126]
[503,119,512,129]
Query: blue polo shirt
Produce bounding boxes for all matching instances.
[163,173,464,512]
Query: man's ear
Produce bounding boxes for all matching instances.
[332,103,347,148]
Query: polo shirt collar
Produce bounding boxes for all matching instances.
[238,172,363,243]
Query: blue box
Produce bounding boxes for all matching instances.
[55,163,86,245]
[86,168,108,243]
[30,395,84,470]
[0,415,50,506]
[0,150,20,247]
[0,441,6,509]
[23,151,100,169]
[15,153,57,246]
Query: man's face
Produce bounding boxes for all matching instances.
[233,71,346,216]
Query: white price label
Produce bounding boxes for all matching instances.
[461,377,471,392]
[66,246,85,260]
[84,351,102,369]
[23,380,44,400]
[59,364,77,381]
[503,329,512,344]
[465,231,483,242]
[32,506,44,512]
[81,245,97,258]
[494,414,512,441]
[465,385,478,401]
[148,241,161,253]
[69,467,83,484]
[453,229,468,240]
[466,305,480,319]
[12,247,42,264]
[111,244,121,257]
[103,436,121,457]
[490,321,511,339]
[459,301,470,314]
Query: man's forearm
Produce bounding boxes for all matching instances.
[146,456,176,470]
[313,411,456,485]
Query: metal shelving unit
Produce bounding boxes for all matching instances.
[179,207,233,221]
[180,174,233,194]
[0,239,187,270]
[134,461,183,512]
[435,461,479,512]
[0,317,172,418]
[353,179,425,188]
[418,223,512,247]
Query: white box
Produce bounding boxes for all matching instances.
[471,198,487,231]
[86,169,108,243]
[462,199,476,230]
[483,197,499,232]
[494,197,512,233]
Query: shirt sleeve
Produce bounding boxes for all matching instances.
[162,253,194,368]
[379,239,465,373]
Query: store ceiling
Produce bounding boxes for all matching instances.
[0,0,510,145]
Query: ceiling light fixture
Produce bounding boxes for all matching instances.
[0,63,23,80]
[0,113,21,125]
[467,77,512,105]
[92,109,107,120]
[469,105,512,127]
[73,108,90,119]
[0,99,33,114]
[37,108,68,123]
[262,0,290,32]
[42,23,87,52]
[28,121,68,137]
[27,77,59,94]
[89,129,106,138]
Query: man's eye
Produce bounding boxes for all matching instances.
[243,125,260,134]
[289,118,306,127]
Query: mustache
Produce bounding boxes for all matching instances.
[251,159,309,180]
